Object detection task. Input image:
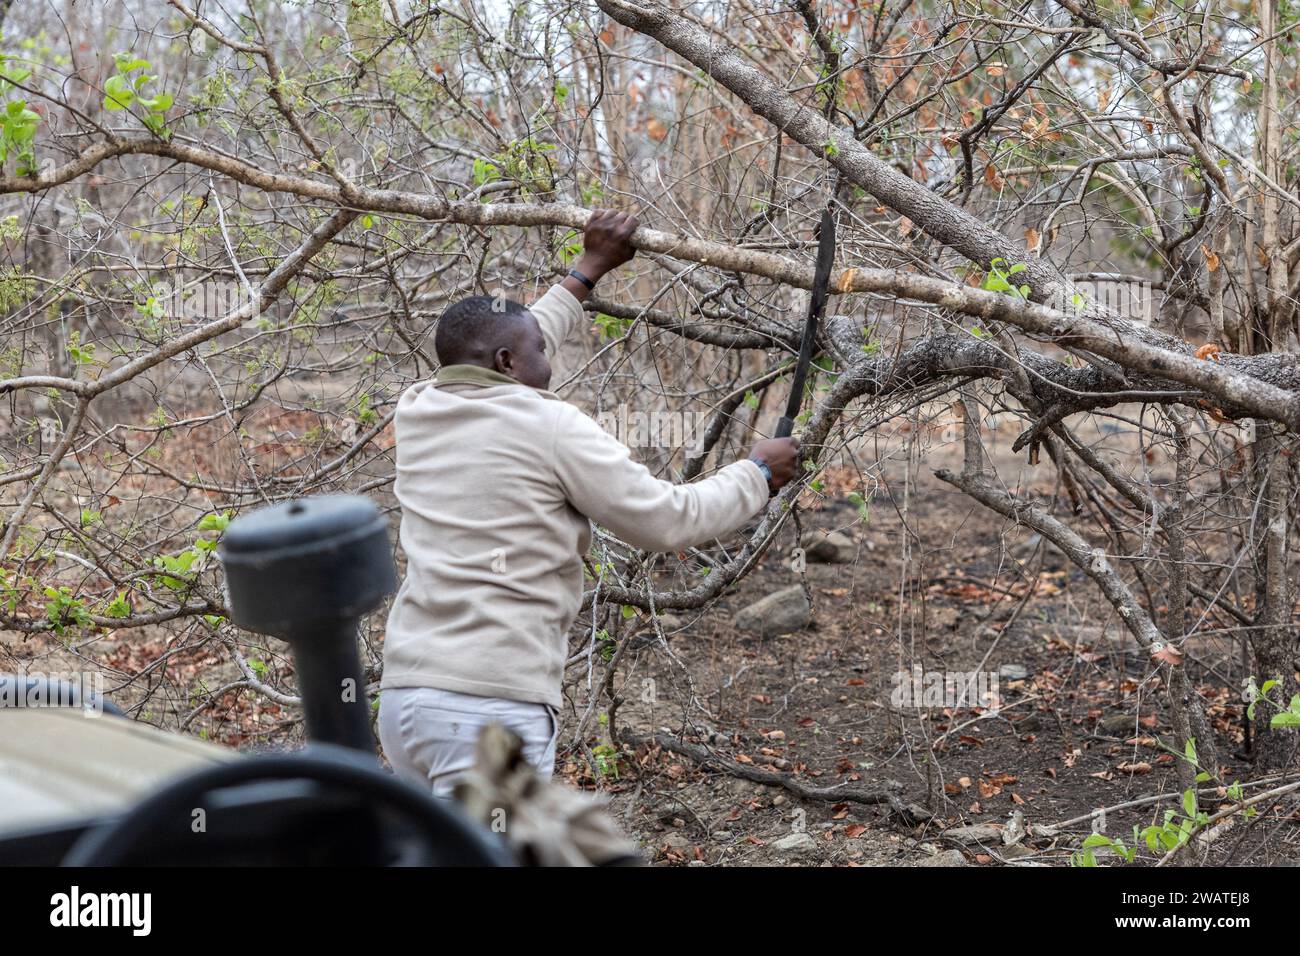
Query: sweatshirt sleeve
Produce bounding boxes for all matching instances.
[551,403,771,553]
[529,284,585,358]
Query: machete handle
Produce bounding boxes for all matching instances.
[774,415,795,439]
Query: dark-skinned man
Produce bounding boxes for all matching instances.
[379,210,800,795]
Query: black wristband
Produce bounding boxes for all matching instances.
[567,268,596,291]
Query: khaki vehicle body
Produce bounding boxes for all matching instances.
[0,709,236,834]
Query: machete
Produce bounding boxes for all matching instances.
[775,208,837,439]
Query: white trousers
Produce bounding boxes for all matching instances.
[379,686,559,797]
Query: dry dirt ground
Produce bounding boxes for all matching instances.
[550,422,1300,867]
[5,396,1298,867]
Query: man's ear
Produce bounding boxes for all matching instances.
[493,346,515,378]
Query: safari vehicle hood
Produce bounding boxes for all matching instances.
[0,708,236,834]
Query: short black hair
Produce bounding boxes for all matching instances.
[434,294,531,366]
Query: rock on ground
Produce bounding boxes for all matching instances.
[998,663,1030,681]
[917,849,968,867]
[770,831,819,858]
[734,585,811,637]
[799,530,856,563]
[938,823,1004,844]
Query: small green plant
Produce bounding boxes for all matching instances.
[591,743,620,779]
[592,312,633,341]
[846,490,870,522]
[103,590,131,618]
[103,53,173,135]
[1073,831,1138,867]
[0,55,39,175]
[1073,738,1252,866]
[152,548,202,590]
[555,228,583,264]
[1247,677,1300,728]
[197,510,232,534]
[471,156,499,187]
[152,511,230,591]
[351,392,379,426]
[43,586,93,635]
[1133,739,1213,857]
[982,257,1031,301]
[66,329,97,367]
[0,99,39,175]
[1135,789,1212,856]
[478,137,556,196]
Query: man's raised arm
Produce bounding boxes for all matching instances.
[531,209,638,357]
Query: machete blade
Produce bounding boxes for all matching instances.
[775,208,837,438]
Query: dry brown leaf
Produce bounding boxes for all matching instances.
[1118,761,1153,774]
[1152,642,1185,665]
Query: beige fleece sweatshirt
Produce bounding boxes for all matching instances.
[381,284,770,707]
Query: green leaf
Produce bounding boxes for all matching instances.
[137,91,173,112]
[1142,826,1161,852]
[103,74,135,110]
[197,511,231,532]
[472,157,499,186]
[104,590,131,618]
[113,54,151,74]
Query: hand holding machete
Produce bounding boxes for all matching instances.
[747,208,836,495]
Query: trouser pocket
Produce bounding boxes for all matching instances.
[389,688,559,795]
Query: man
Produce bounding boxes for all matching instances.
[379,209,801,795]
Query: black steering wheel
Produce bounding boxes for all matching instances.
[62,745,513,867]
